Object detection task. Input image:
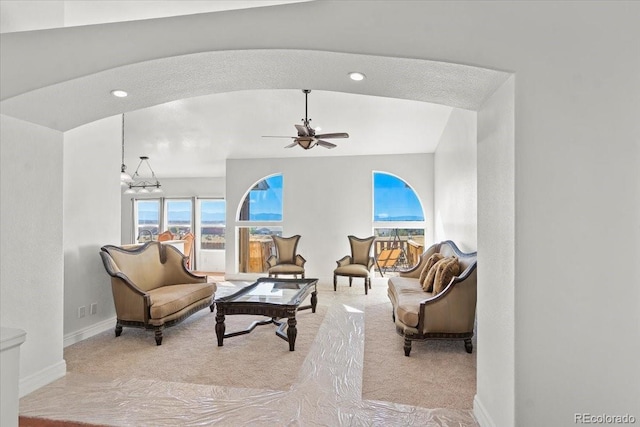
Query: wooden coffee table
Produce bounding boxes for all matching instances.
[214,277,318,351]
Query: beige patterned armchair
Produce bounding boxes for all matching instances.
[333,235,376,295]
[100,242,216,345]
[266,235,306,278]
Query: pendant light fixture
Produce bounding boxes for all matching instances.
[120,114,133,185]
[124,156,163,194]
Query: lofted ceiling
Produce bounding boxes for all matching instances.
[0,1,510,179]
[123,89,453,178]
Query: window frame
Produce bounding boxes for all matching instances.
[197,198,226,252]
[371,171,426,273]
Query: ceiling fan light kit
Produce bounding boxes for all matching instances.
[262,89,349,150]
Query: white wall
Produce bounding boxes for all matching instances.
[475,77,515,427]
[434,108,477,252]
[63,116,122,344]
[0,115,66,396]
[225,154,434,282]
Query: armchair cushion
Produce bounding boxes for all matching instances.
[334,264,370,278]
[268,264,305,276]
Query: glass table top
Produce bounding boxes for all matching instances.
[217,278,317,306]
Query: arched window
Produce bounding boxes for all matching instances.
[373,172,424,222]
[238,174,283,221]
[237,174,283,273]
[372,172,425,273]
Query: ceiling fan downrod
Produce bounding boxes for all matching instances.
[302,89,311,129]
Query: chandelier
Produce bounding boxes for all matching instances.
[119,114,162,194]
[123,156,163,194]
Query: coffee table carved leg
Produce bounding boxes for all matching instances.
[311,291,317,313]
[215,313,226,346]
[287,316,297,351]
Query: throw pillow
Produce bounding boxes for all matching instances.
[433,256,460,295]
[422,256,448,292]
[419,252,444,285]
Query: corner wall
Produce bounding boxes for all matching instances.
[474,77,515,427]
[434,108,477,252]
[0,114,66,396]
[63,116,122,345]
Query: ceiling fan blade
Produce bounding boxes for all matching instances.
[284,141,299,148]
[295,124,310,136]
[316,140,337,149]
[314,132,349,139]
[262,135,296,138]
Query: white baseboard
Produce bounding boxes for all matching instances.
[474,394,497,427]
[19,359,66,398]
[63,316,116,348]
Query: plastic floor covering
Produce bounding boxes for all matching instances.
[19,280,479,426]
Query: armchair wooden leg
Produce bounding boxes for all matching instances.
[155,328,163,346]
[464,339,473,353]
[333,274,337,291]
[115,322,123,337]
[364,277,368,295]
[210,303,215,312]
[349,277,353,287]
[404,337,412,357]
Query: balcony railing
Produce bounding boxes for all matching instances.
[374,236,424,275]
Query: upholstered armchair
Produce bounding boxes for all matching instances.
[333,235,376,295]
[266,235,306,278]
[99,242,216,345]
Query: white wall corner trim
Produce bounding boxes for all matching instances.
[474,395,497,427]
[19,359,66,398]
[63,316,117,348]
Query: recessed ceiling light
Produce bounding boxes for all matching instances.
[348,72,366,81]
[111,90,128,98]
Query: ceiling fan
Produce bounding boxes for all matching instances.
[263,89,349,150]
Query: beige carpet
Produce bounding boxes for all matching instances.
[362,301,477,409]
[65,301,327,391]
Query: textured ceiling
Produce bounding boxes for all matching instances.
[0,2,511,178]
[122,89,453,178]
